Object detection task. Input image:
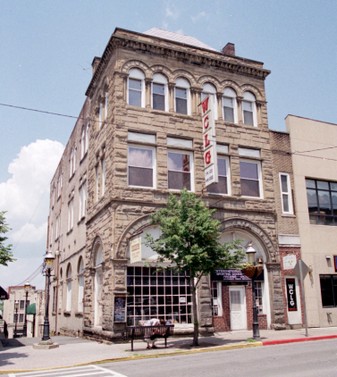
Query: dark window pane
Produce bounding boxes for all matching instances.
[224,107,234,122]
[128,167,153,187]
[320,275,334,307]
[168,172,191,190]
[241,179,260,197]
[282,194,289,212]
[207,177,228,194]
[306,179,316,189]
[176,98,187,114]
[240,161,258,179]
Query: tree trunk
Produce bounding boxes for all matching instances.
[191,276,199,346]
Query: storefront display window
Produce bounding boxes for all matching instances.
[127,266,192,326]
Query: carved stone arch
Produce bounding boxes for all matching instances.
[240,84,264,102]
[198,75,221,90]
[115,214,153,259]
[121,60,151,79]
[150,65,173,81]
[91,236,104,268]
[172,69,197,87]
[219,217,277,263]
[220,80,241,96]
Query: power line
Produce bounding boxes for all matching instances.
[2,101,337,157]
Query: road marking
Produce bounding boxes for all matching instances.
[9,365,127,377]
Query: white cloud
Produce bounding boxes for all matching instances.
[11,221,47,244]
[0,139,64,288]
[165,3,180,20]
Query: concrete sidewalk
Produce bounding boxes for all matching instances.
[1,327,337,374]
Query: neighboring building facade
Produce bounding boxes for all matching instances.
[3,285,44,338]
[48,27,289,340]
[286,115,337,328]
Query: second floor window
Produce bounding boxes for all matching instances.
[168,150,193,191]
[280,173,293,214]
[128,145,155,188]
[306,179,337,225]
[239,148,262,198]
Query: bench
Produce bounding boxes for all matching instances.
[126,324,174,351]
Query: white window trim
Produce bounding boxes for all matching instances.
[242,91,257,127]
[67,198,74,232]
[128,68,145,107]
[279,173,294,214]
[174,78,191,115]
[168,149,194,192]
[152,73,169,111]
[127,144,157,189]
[240,158,263,199]
[222,88,238,124]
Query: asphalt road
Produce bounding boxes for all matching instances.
[105,339,337,377]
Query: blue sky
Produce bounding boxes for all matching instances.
[1,0,337,289]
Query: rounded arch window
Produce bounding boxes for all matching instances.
[128,68,145,107]
[222,87,238,124]
[175,77,191,115]
[242,91,257,127]
[201,83,218,120]
[152,73,168,111]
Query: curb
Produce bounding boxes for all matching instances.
[262,334,337,346]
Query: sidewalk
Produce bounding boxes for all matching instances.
[1,327,337,374]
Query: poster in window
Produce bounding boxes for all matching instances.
[114,296,126,323]
[286,278,298,312]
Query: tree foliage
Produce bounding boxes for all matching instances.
[146,190,245,345]
[0,211,14,266]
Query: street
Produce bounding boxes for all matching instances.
[107,339,337,377]
[7,339,337,377]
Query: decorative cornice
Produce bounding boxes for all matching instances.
[86,30,270,97]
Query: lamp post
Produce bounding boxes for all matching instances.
[41,250,55,342]
[246,243,261,340]
[14,300,19,338]
[23,281,31,337]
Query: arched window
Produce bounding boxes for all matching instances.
[66,264,72,312]
[175,77,191,115]
[242,91,257,127]
[77,257,84,313]
[93,243,103,327]
[128,68,145,107]
[201,83,217,120]
[222,88,238,123]
[152,73,168,111]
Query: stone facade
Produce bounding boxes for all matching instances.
[48,27,291,340]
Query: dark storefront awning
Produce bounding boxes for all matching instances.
[0,286,8,300]
[26,303,36,315]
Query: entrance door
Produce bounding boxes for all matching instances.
[229,286,247,330]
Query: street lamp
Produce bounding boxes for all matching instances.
[23,281,31,337]
[41,250,55,342]
[14,300,19,338]
[245,243,262,340]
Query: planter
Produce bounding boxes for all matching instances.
[241,265,263,279]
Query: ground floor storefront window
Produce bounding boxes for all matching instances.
[127,266,192,326]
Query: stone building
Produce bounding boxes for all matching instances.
[47,27,289,340]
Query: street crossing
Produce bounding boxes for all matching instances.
[9,365,127,377]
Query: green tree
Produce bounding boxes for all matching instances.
[146,190,245,346]
[0,211,14,266]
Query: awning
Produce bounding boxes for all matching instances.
[26,303,36,315]
[0,286,8,300]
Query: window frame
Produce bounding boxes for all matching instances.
[127,144,156,189]
[242,91,257,127]
[167,149,194,191]
[128,68,145,107]
[279,173,294,214]
[207,154,230,195]
[152,73,168,111]
[222,87,238,124]
[174,78,191,115]
[239,158,263,198]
